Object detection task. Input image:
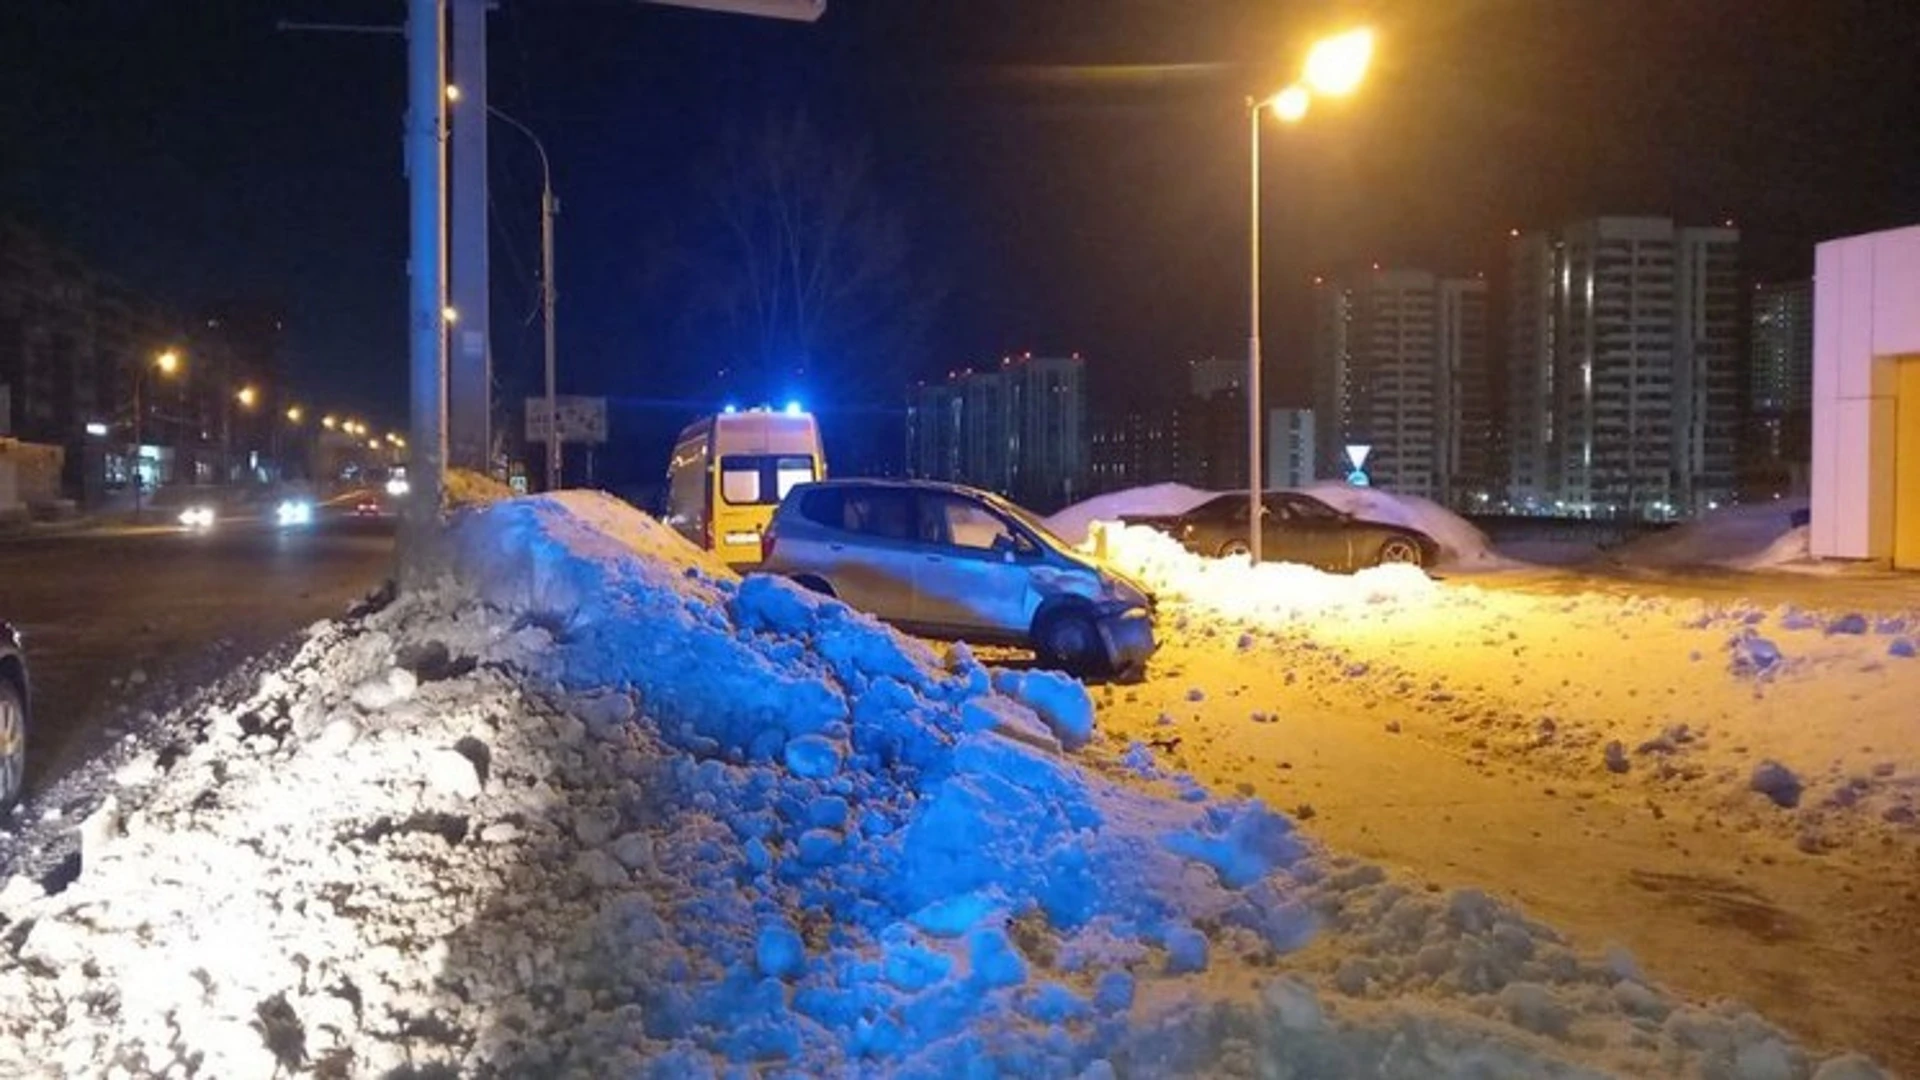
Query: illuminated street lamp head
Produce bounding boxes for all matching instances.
[441,305,459,324]
[445,84,461,102]
[286,405,304,423]
[1270,85,1311,123]
[236,385,258,408]
[367,439,381,451]
[1303,27,1373,98]
[391,434,407,449]
[155,350,181,375]
[322,414,338,430]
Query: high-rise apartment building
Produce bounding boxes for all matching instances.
[1745,279,1814,488]
[906,354,1086,510]
[1186,356,1243,401]
[1505,217,1740,518]
[1313,270,1487,504]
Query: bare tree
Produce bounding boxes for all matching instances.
[683,111,936,405]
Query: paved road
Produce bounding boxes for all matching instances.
[1,511,396,796]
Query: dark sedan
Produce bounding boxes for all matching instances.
[1122,491,1437,571]
[0,623,27,809]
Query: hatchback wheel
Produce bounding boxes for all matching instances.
[0,679,24,811]
[1035,608,1105,677]
[1375,536,1424,567]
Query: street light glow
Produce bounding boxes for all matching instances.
[286,405,304,423]
[155,350,181,375]
[1270,85,1311,123]
[442,305,459,324]
[322,415,338,430]
[445,84,461,102]
[236,386,259,408]
[1303,28,1373,98]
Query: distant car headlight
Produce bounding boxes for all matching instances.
[178,506,215,529]
[385,477,411,497]
[276,499,315,526]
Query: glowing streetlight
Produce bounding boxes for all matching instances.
[1269,85,1310,124]
[322,415,338,430]
[236,385,259,408]
[1242,27,1374,562]
[286,405,304,424]
[444,84,462,102]
[391,434,407,449]
[1303,27,1374,98]
[368,439,382,451]
[441,305,459,324]
[132,349,184,519]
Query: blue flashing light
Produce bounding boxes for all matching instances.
[784,400,803,416]
[722,403,738,415]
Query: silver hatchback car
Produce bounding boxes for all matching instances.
[760,479,1156,677]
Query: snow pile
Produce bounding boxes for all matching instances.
[1044,483,1216,545]
[444,467,515,507]
[1608,500,1814,571]
[0,493,1881,1077]
[1091,520,1440,625]
[1048,482,1497,567]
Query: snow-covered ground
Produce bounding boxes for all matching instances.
[1083,518,1920,1072]
[0,493,1889,1077]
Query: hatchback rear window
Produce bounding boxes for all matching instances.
[720,455,816,506]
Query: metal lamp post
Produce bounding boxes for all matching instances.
[132,349,181,520]
[488,106,561,492]
[1243,29,1373,561]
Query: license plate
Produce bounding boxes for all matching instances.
[724,531,760,545]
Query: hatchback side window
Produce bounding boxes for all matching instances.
[841,488,915,542]
[921,494,1019,553]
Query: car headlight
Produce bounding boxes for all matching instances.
[178,506,215,528]
[385,477,411,497]
[276,500,314,526]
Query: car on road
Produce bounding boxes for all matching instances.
[761,479,1156,677]
[1123,491,1438,571]
[0,623,28,810]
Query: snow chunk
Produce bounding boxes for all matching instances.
[1749,760,1804,809]
[784,735,843,779]
[424,746,482,799]
[992,668,1095,749]
[756,922,806,979]
[350,666,418,711]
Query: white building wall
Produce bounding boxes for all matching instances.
[1267,408,1316,488]
[1811,224,1920,559]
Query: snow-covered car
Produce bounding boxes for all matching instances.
[1123,491,1437,570]
[0,623,28,809]
[761,479,1157,677]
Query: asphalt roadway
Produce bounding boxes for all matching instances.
[0,508,396,798]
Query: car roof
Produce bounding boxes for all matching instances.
[787,477,998,500]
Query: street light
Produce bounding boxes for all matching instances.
[132,349,183,520]
[1244,28,1373,562]
[490,104,562,492]
[236,385,259,408]
[286,405,304,424]
[1303,28,1374,98]
[322,414,338,430]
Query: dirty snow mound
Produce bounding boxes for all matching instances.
[1045,483,1217,545]
[1609,501,1813,570]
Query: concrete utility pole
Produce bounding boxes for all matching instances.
[405,0,448,574]
[448,0,491,474]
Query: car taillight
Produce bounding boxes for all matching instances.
[761,521,779,563]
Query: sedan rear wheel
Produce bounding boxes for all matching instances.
[0,679,24,810]
[1375,536,1424,567]
[1217,538,1252,559]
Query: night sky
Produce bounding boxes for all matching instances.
[5,0,1917,482]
